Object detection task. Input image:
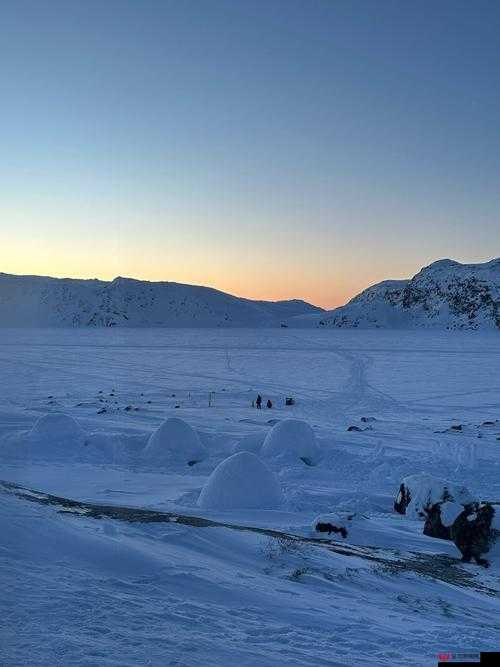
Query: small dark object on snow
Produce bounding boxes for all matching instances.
[97,408,107,414]
[147,400,152,404]
[360,416,377,423]
[256,394,262,409]
[47,395,54,399]
[124,405,133,412]
[482,421,495,426]
[451,502,497,568]
[171,394,176,398]
[347,425,363,432]
[266,399,273,409]
[450,424,463,431]
[315,522,348,539]
[285,397,295,406]
[98,390,103,394]
[174,405,180,409]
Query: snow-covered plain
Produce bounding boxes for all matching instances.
[1,327,500,666]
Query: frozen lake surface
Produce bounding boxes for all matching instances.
[1,328,500,666]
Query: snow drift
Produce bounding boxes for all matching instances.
[261,419,321,466]
[197,452,284,510]
[143,417,207,467]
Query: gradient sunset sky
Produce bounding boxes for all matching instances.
[1,1,499,308]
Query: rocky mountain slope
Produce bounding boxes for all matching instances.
[0,273,322,328]
[293,259,500,330]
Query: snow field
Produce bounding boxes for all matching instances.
[1,328,500,666]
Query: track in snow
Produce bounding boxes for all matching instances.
[2,479,497,598]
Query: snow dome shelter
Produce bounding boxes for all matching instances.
[27,412,87,459]
[143,417,207,467]
[197,452,284,510]
[261,419,321,466]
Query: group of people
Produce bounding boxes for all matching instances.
[254,394,272,409]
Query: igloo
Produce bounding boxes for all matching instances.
[197,452,284,510]
[143,417,207,467]
[232,432,265,455]
[28,412,87,459]
[261,419,321,466]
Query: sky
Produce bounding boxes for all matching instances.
[1,0,499,308]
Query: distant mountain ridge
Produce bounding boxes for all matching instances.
[0,273,323,328]
[292,258,500,330]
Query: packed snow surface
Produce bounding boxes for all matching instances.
[1,327,500,666]
[261,418,321,466]
[143,416,207,467]
[197,452,284,510]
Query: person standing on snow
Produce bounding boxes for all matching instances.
[256,394,262,409]
[266,399,273,409]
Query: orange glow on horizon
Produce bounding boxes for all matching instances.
[0,258,354,310]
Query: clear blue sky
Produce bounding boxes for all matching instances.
[1,0,499,306]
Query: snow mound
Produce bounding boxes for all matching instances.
[27,412,87,459]
[397,474,474,520]
[197,452,284,510]
[261,419,321,466]
[143,417,207,467]
[232,432,266,455]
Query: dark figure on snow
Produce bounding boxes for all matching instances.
[266,399,273,409]
[256,394,262,409]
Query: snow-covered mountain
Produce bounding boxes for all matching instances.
[292,258,500,330]
[0,273,323,328]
